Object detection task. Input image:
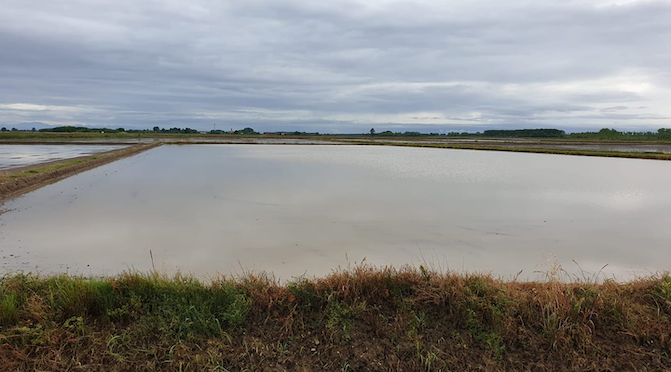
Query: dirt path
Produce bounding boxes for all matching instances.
[0,143,160,205]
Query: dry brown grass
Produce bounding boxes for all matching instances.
[1,265,670,371]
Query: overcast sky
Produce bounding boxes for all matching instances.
[1,0,670,133]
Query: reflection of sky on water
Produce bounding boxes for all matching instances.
[1,145,671,282]
[535,189,649,211]
[0,145,128,170]
[344,139,671,154]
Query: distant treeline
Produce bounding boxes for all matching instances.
[28,126,201,134]
[566,128,671,141]
[3,126,671,140]
[481,129,566,138]
[375,131,426,137]
[445,128,671,140]
[210,127,259,135]
[261,131,320,136]
[39,126,128,133]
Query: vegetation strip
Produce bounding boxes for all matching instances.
[1,266,670,371]
[0,143,161,204]
[4,132,671,161]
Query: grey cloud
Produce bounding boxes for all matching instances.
[601,106,629,112]
[1,0,670,132]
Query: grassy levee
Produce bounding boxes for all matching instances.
[1,266,670,371]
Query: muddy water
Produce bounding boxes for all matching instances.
[0,144,128,170]
[1,145,670,281]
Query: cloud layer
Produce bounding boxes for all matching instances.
[1,0,670,132]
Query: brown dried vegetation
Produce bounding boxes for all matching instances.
[1,265,671,371]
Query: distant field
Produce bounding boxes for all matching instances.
[3,131,671,161]
[3,131,671,142]
[349,140,671,160]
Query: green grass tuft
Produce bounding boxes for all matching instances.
[0,293,19,325]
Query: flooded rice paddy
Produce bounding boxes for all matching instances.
[4,137,336,145]
[0,144,128,170]
[1,144,670,281]
[346,138,671,154]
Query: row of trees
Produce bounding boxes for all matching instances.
[38,126,127,133]
[368,128,671,140]
[567,128,671,141]
[444,129,566,138]
[369,129,434,137]
[482,129,566,138]
[367,128,566,138]
[2,126,256,135]
[4,126,671,140]
[263,131,320,136]
[209,127,259,135]
[2,127,37,132]
[29,126,201,134]
[150,127,199,134]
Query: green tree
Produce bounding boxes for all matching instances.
[153,126,160,132]
[658,128,671,140]
[1,127,7,132]
[370,128,375,135]
[234,127,258,135]
[598,128,621,139]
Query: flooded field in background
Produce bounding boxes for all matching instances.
[0,137,337,145]
[345,138,671,154]
[6,137,671,154]
[0,144,128,170]
[1,144,671,281]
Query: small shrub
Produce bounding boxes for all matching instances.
[326,300,367,341]
[288,278,320,314]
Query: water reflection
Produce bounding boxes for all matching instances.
[1,145,670,281]
[0,145,128,170]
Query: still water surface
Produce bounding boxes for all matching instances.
[1,145,670,281]
[0,144,128,170]
[345,138,671,154]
